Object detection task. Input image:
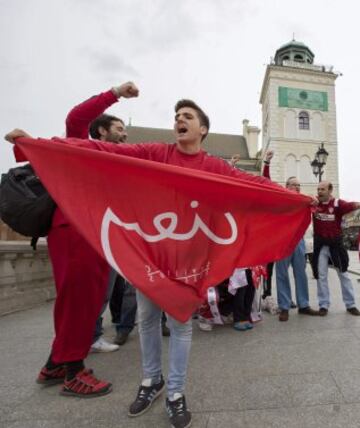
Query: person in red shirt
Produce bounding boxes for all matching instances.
[312,181,360,316]
[10,82,139,398]
[5,93,302,428]
[66,85,139,353]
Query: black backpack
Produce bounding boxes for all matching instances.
[0,164,56,249]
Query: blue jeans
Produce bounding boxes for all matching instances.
[276,239,309,311]
[317,245,356,309]
[93,269,137,341]
[136,290,192,399]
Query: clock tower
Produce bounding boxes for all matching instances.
[259,40,339,195]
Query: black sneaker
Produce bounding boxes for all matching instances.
[166,394,192,428]
[347,307,360,316]
[319,307,328,316]
[128,377,165,417]
[114,331,129,346]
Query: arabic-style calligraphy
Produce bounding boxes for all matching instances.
[101,201,238,245]
[145,262,211,284]
[145,265,166,282]
[100,201,237,279]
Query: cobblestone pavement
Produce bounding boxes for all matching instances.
[1,255,360,428]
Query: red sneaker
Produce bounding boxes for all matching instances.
[60,369,112,398]
[36,365,66,385]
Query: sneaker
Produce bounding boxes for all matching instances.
[279,310,289,322]
[128,377,165,417]
[319,308,328,316]
[233,321,253,331]
[198,319,213,331]
[166,393,192,428]
[36,365,66,385]
[114,332,129,346]
[347,307,360,316]
[90,337,120,353]
[298,306,319,316]
[60,369,112,398]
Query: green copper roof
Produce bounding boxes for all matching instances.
[274,39,315,65]
[276,40,314,57]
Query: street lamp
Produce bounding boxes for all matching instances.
[311,142,329,182]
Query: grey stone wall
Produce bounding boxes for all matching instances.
[0,241,54,316]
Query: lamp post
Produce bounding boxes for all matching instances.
[311,143,329,183]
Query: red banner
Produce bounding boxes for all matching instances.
[16,138,311,322]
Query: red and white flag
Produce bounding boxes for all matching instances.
[16,137,311,322]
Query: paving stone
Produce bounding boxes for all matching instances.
[1,264,360,428]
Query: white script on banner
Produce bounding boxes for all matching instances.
[100,201,238,278]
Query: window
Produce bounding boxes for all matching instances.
[299,111,310,130]
[294,54,304,62]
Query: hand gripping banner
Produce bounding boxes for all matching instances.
[15,137,311,322]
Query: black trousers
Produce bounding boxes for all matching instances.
[219,270,255,323]
[262,262,274,298]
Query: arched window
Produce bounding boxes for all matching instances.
[294,54,304,62]
[299,111,310,130]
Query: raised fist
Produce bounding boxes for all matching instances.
[112,82,139,99]
[265,150,274,162]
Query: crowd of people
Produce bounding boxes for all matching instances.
[4,81,360,428]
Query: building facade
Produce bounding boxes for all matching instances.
[260,40,339,196]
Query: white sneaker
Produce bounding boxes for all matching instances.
[198,318,213,331]
[90,337,120,353]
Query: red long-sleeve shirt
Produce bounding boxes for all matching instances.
[313,198,357,239]
[65,90,118,138]
[54,90,119,226]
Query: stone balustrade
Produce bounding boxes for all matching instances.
[0,240,54,315]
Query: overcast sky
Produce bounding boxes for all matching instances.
[1,0,359,199]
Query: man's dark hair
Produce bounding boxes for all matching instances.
[328,182,333,191]
[175,99,210,141]
[89,114,125,139]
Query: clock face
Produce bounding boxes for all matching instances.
[279,87,328,111]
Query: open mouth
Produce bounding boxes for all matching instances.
[177,126,188,135]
